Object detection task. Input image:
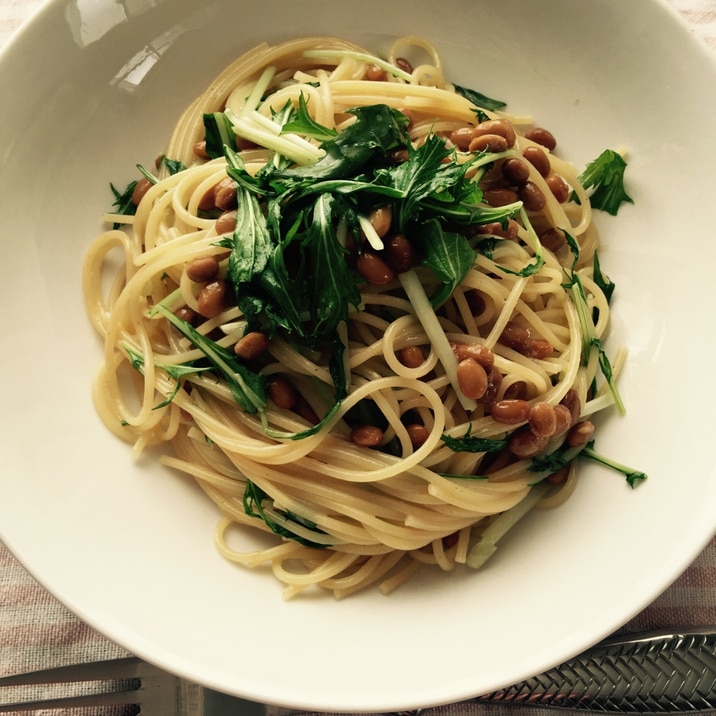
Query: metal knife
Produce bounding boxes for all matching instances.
[455,627,716,713]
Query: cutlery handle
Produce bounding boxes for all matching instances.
[477,628,716,712]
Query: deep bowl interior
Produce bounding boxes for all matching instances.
[1,0,715,711]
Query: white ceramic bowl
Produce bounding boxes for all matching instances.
[1,0,715,711]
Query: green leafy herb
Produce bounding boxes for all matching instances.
[382,132,468,231]
[563,264,625,415]
[303,194,361,335]
[412,219,477,307]
[528,439,646,489]
[435,198,521,228]
[150,303,268,414]
[218,181,308,336]
[124,344,145,372]
[243,480,329,548]
[224,145,266,196]
[157,156,187,175]
[578,292,624,414]
[264,398,343,441]
[123,344,212,409]
[280,93,338,142]
[441,426,508,454]
[276,104,410,181]
[497,252,545,278]
[203,111,236,159]
[528,446,574,475]
[581,441,647,487]
[453,83,507,112]
[108,157,186,228]
[303,194,362,336]
[593,250,615,304]
[494,211,545,279]
[577,149,633,215]
[563,229,580,270]
[109,180,138,228]
[226,187,273,284]
[253,241,308,336]
[136,164,158,185]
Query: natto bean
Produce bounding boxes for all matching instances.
[567,420,595,447]
[395,57,413,74]
[528,401,557,438]
[474,119,516,147]
[522,146,551,177]
[131,177,153,206]
[560,388,581,426]
[196,280,227,318]
[477,219,520,241]
[406,423,430,448]
[546,174,570,203]
[491,399,531,424]
[450,341,494,370]
[477,366,503,404]
[508,428,549,458]
[469,133,509,154]
[356,251,395,285]
[500,322,532,353]
[519,181,547,212]
[553,404,572,436]
[365,64,387,81]
[456,358,488,400]
[539,227,566,252]
[369,205,393,238]
[234,331,269,361]
[174,306,196,324]
[483,188,519,207]
[385,234,413,273]
[398,345,426,369]
[449,126,475,152]
[525,338,554,359]
[525,127,557,150]
[547,464,570,484]
[350,424,384,447]
[213,177,238,211]
[186,256,219,283]
[502,380,527,401]
[268,377,297,410]
[501,157,530,186]
[193,141,210,160]
[215,210,238,235]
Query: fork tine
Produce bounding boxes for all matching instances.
[0,657,145,687]
[0,687,143,712]
[0,657,181,714]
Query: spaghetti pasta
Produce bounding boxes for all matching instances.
[83,36,628,599]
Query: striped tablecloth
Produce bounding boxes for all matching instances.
[1,1,715,714]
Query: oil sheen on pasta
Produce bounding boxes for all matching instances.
[83,36,627,599]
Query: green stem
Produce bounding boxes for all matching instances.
[399,269,477,412]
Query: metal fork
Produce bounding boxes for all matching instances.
[0,655,279,714]
[0,657,274,716]
[0,656,181,713]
